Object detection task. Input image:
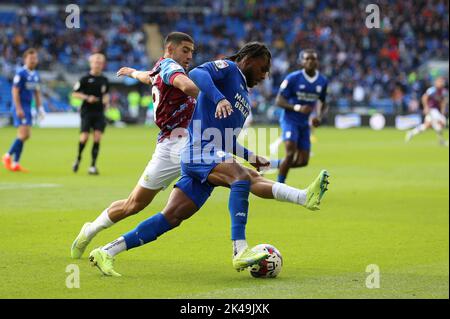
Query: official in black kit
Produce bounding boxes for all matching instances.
[72,53,110,175]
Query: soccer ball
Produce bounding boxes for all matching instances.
[249,244,283,278]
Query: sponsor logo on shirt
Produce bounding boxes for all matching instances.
[214,60,229,69]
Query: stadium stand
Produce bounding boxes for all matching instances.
[0,0,448,120]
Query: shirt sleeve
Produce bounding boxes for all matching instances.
[234,141,254,161]
[189,60,235,105]
[12,71,24,89]
[426,87,436,96]
[160,58,186,85]
[278,73,295,100]
[73,77,84,92]
[103,78,110,94]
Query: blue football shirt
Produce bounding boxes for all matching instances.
[278,69,328,127]
[187,60,251,158]
[12,66,40,110]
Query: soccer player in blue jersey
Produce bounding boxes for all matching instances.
[71,34,326,262]
[271,49,328,183]
[88,43,330,277]
[2,48,45,172]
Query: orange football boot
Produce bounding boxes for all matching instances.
[2,154,12,170]
[11,163,29,173]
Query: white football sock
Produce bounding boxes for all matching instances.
[411,124,426,136]
[272,182,307,205]
[85,209,114,239]
[435,129,446,143]
[233,240,248,256]
[102,236,127,257]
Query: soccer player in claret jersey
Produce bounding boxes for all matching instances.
[2,48,45,172]
[71,32,198,259]
[405,76,448,146]
[87,42,330,277]
[269,49,328,183]
[72,53,110,175]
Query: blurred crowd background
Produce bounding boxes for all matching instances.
[0,0,448,124]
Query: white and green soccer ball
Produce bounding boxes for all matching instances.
[249,244,283,278]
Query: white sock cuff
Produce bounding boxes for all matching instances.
[101,209,114,227]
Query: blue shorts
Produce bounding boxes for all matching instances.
[280,121,310,151]
[175,146,232,209]
[12,108,32,127]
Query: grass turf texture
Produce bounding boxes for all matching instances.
[0,126,448,299]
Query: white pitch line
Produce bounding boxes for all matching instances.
[0,183,62,190]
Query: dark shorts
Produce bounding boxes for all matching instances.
[80,113,106,133]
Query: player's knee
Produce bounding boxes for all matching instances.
[164,210,187,228]
[299,160,309,167]
[294,157,308,167]
[284,151,295,165]
[247,169,261,182]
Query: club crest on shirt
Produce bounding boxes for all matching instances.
[316,85,322,93]
[214,60,229,69]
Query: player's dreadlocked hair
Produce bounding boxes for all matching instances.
[227,42,272,63]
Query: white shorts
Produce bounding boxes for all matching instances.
[425,109,447,130]
[138,136,188,190]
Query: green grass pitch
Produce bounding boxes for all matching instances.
[0,126,448,298]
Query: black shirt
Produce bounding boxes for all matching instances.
[73,73,109,115]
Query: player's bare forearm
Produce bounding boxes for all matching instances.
[172,74,199,98]
[103,94,110,109]
[117,67,151,85]
[421,94,429,114]
[35,90,42,109]
[72,92,87,100]
[441,100,447,115]
[133,71,152,85]
[12,87,22,112]
[275,94,296,111]
[317,101,328,120]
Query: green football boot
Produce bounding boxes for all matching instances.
[232,247,269,272]
[71,222,92,259]
[305,169,330,211]
[88,247,122,277]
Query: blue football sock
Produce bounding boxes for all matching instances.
[8,138,24,163]
[277,175,286,183]
[122,212,173,250]
[7,138,21,157]
[229,180,251,240]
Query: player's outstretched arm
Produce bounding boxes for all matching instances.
[102,93,110,109]
[234,142,269,171]
[421,93,430,115]
[189,67,227,108]
[117,67,152,85]
[172,74,199,98]
[11,86,24,119]
[312,101,328,127]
